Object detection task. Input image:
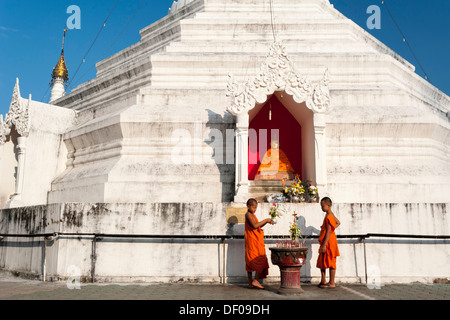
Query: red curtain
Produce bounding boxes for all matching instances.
[248,95,302,180]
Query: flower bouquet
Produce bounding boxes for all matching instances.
[302,180,319,202]
[282,175,305,202]
[269,203,284,224]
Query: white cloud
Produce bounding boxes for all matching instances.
[0,26,19,32]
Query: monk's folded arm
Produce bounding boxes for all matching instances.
[246,212,271,229]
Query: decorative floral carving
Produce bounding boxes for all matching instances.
[0,115,10,145]
[226,42,331,116]
[310,68,330,113]
[4,78,30,139]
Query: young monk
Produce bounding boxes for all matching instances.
[317,197,341,288]
[245,198,274,289]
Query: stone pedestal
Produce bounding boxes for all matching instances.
[254,171,295,181]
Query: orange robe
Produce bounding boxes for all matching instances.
[245,213,269,278]
[316,214,340,269]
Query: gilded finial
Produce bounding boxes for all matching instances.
[51,29,69,86]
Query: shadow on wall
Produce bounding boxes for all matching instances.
[0,125,19,209]
[204,109,236,202]
[0,238,49,279]
[225,219,245,283]
[296,215,320,281]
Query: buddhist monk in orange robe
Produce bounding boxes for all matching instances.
[316,197,341,288]
[245,198,274,289]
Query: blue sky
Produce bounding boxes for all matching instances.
[0,0,449,116]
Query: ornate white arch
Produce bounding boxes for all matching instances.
[225,42,331,202]
[226,42,331,116]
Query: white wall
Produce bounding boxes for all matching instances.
[1,202,448,284]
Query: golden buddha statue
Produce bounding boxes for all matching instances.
[255,139,295,180]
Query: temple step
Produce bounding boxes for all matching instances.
[248,180,292,202]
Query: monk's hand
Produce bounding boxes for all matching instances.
[319,245,326,254]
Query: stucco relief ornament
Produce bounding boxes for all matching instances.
[309,69,331,113]
[0,115,11,145]
[4,78,31,138]
[226,42,331,116]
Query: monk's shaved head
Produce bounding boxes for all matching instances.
[246,198,258,206]
[321,197,332,206]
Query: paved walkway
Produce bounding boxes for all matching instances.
[0,273,448,301]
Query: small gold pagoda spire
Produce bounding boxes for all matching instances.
[51,29,69,86]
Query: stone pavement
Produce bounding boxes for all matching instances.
[0,272,448,301]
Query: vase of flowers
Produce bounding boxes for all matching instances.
[269,203,284,224]
[282,175,305,203]
[302,180,319,203]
